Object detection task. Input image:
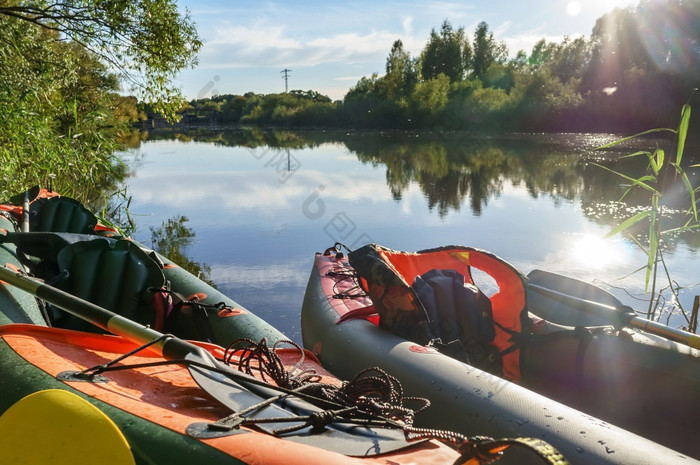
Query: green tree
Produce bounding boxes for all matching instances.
[529,37,591,84]
[553,37,591,84]
[581,0,698,130]
[420,20,471,82]
[0,0,201,119]
[471,21,507,83]
[409,73,450,125]
[220,95,248,123]
[342,74,397,127]
[289,90,332,103]
[0,14,127,201]
[112,96,145,126]
[385,39,418,100]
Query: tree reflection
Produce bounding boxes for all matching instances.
[149,215,216,288]
[346,132,588,217]
[139,127,338,150]
[134,128,694,246]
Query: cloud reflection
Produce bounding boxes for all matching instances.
[127,169,393,217]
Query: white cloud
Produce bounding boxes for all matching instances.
[127,153,393,216]
[200,21,400,69]
[402,16,414,36]
[493,20,513,37]
[334,76,367,81]
[417,1,476,19]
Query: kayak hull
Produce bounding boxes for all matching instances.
[157,253,288,347]
[0,213,46,326]
[301,251,700,464]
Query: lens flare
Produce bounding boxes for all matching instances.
[570,234,627,270]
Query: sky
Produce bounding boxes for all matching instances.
[174,0,638,101]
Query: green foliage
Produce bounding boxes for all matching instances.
[219,96,248,123]
[238,90,340,126]
[581,0,699,130]
[385,40,418,100]
[159,2,697,133]
[0,0,202,121]
[0,0,200,205]
[529,37,591,84]
[112,96,146,126]
[0,14,128,202]
[471,22,508,82]
[332,17,590,130]
[409,74,451,125]
[595,105,699,325]
[420,20,471,82]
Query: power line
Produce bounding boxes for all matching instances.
[280,68,292,93]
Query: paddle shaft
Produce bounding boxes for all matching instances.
[529,282,700,350]
[0,264,194,359]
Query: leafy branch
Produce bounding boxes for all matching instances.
[0,0,202,120]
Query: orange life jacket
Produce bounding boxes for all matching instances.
[349,244,529,382]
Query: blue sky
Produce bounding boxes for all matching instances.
[175,0,637,101]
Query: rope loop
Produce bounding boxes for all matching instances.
[224,338,321,390]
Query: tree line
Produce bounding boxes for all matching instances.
[185,0,698,133]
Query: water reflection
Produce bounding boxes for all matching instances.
[346,133,589,217]
[149,215,216,287]
[570,234,632,270]
[130,128,697,247]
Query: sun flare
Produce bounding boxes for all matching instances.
[570,234,626,269]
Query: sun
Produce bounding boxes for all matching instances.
[566,1,582,17]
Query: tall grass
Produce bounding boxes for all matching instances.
[0,95,128,207]
[595,104,699,330]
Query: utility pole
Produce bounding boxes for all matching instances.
[280,68,292,93]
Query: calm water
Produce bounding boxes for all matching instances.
[119,129,699,342]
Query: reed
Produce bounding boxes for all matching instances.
[595,104,699,331]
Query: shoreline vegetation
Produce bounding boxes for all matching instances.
[0,0,201,203]
[1,0,698,198]
[148,1,698,136]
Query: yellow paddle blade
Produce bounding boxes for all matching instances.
[0,389,135,465]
